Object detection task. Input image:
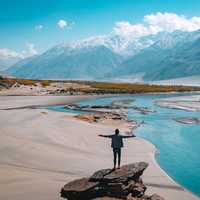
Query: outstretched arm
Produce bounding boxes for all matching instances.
[98,134,112,138]
[121,134,136,138]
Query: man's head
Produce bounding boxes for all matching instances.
[115,129,119,135]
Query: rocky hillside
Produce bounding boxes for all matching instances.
[109,30,200,81]
[7,44,122,80]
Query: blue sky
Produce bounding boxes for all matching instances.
[1,0,200,56]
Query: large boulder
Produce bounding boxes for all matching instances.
[60,178,99,200]
[90,162,148,183]
[61,162,164,200]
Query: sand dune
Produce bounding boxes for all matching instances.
[0,96,199,200]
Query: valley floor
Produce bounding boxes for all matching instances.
[0,95,199,200]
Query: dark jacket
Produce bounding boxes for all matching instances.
[103,134,134,149]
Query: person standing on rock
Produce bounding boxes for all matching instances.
[98,129,135,170]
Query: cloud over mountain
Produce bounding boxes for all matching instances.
[114,12,200,39]
[0,43,38,71]
[0,48,22,59]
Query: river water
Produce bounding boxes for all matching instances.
[48,93,200,196]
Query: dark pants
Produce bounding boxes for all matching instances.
[113,148,121,167]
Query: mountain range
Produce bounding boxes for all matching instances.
[5,30,200,81]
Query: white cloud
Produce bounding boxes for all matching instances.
[22,42,38,58]
[0,48,23,59]
[114,22,150,38]
[35,24,43,30]
[0,43,38,60]
[26,42,38,55]
[57,19,67,29]
[144,12,200,32]
[114,12,200,39]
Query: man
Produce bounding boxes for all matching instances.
[99,129,135,170]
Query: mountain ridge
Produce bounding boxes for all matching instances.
[7,45,123,80]
[6,30,200,81]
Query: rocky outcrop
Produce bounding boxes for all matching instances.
[131,106,156,115]
[60,162,164,200]
[64,102,155,117]
[64,101,154,127]
[0,76,12,89]
[111,99,134,108]
[173,117,200,124]
[65,102,135,126]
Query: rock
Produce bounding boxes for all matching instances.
[0,82,12,89]
[75,115,100,123]
[111,99,134,108]
[173,117,200,124]
[132,106,155,115]
[60,162,164,200]
[90,162,148,183]
[130,182,146,197]
[61,178,99,200]
[127,193,140,200]
[64,104,85,110]
[64,102,134,114]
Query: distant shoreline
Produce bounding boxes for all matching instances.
[1,77,200,96]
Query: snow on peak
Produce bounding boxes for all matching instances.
[48,30,193,57]
[57,33,154,56]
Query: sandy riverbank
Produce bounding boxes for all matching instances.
[0,95,199,200]
[156,95,200,111]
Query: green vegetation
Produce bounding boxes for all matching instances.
[88,82,200,93]
[0,78,52,87]
[0,77,200,94]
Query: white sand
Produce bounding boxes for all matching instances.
[0,96,199,200]
[156,95,200,111]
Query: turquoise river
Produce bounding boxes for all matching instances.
[48,93,200,197]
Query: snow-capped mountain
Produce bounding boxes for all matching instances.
[109,30,200,81]
[6,33,154,79]
[6,29,200,81]
[52,33,155,56]
[7,44,123,80]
